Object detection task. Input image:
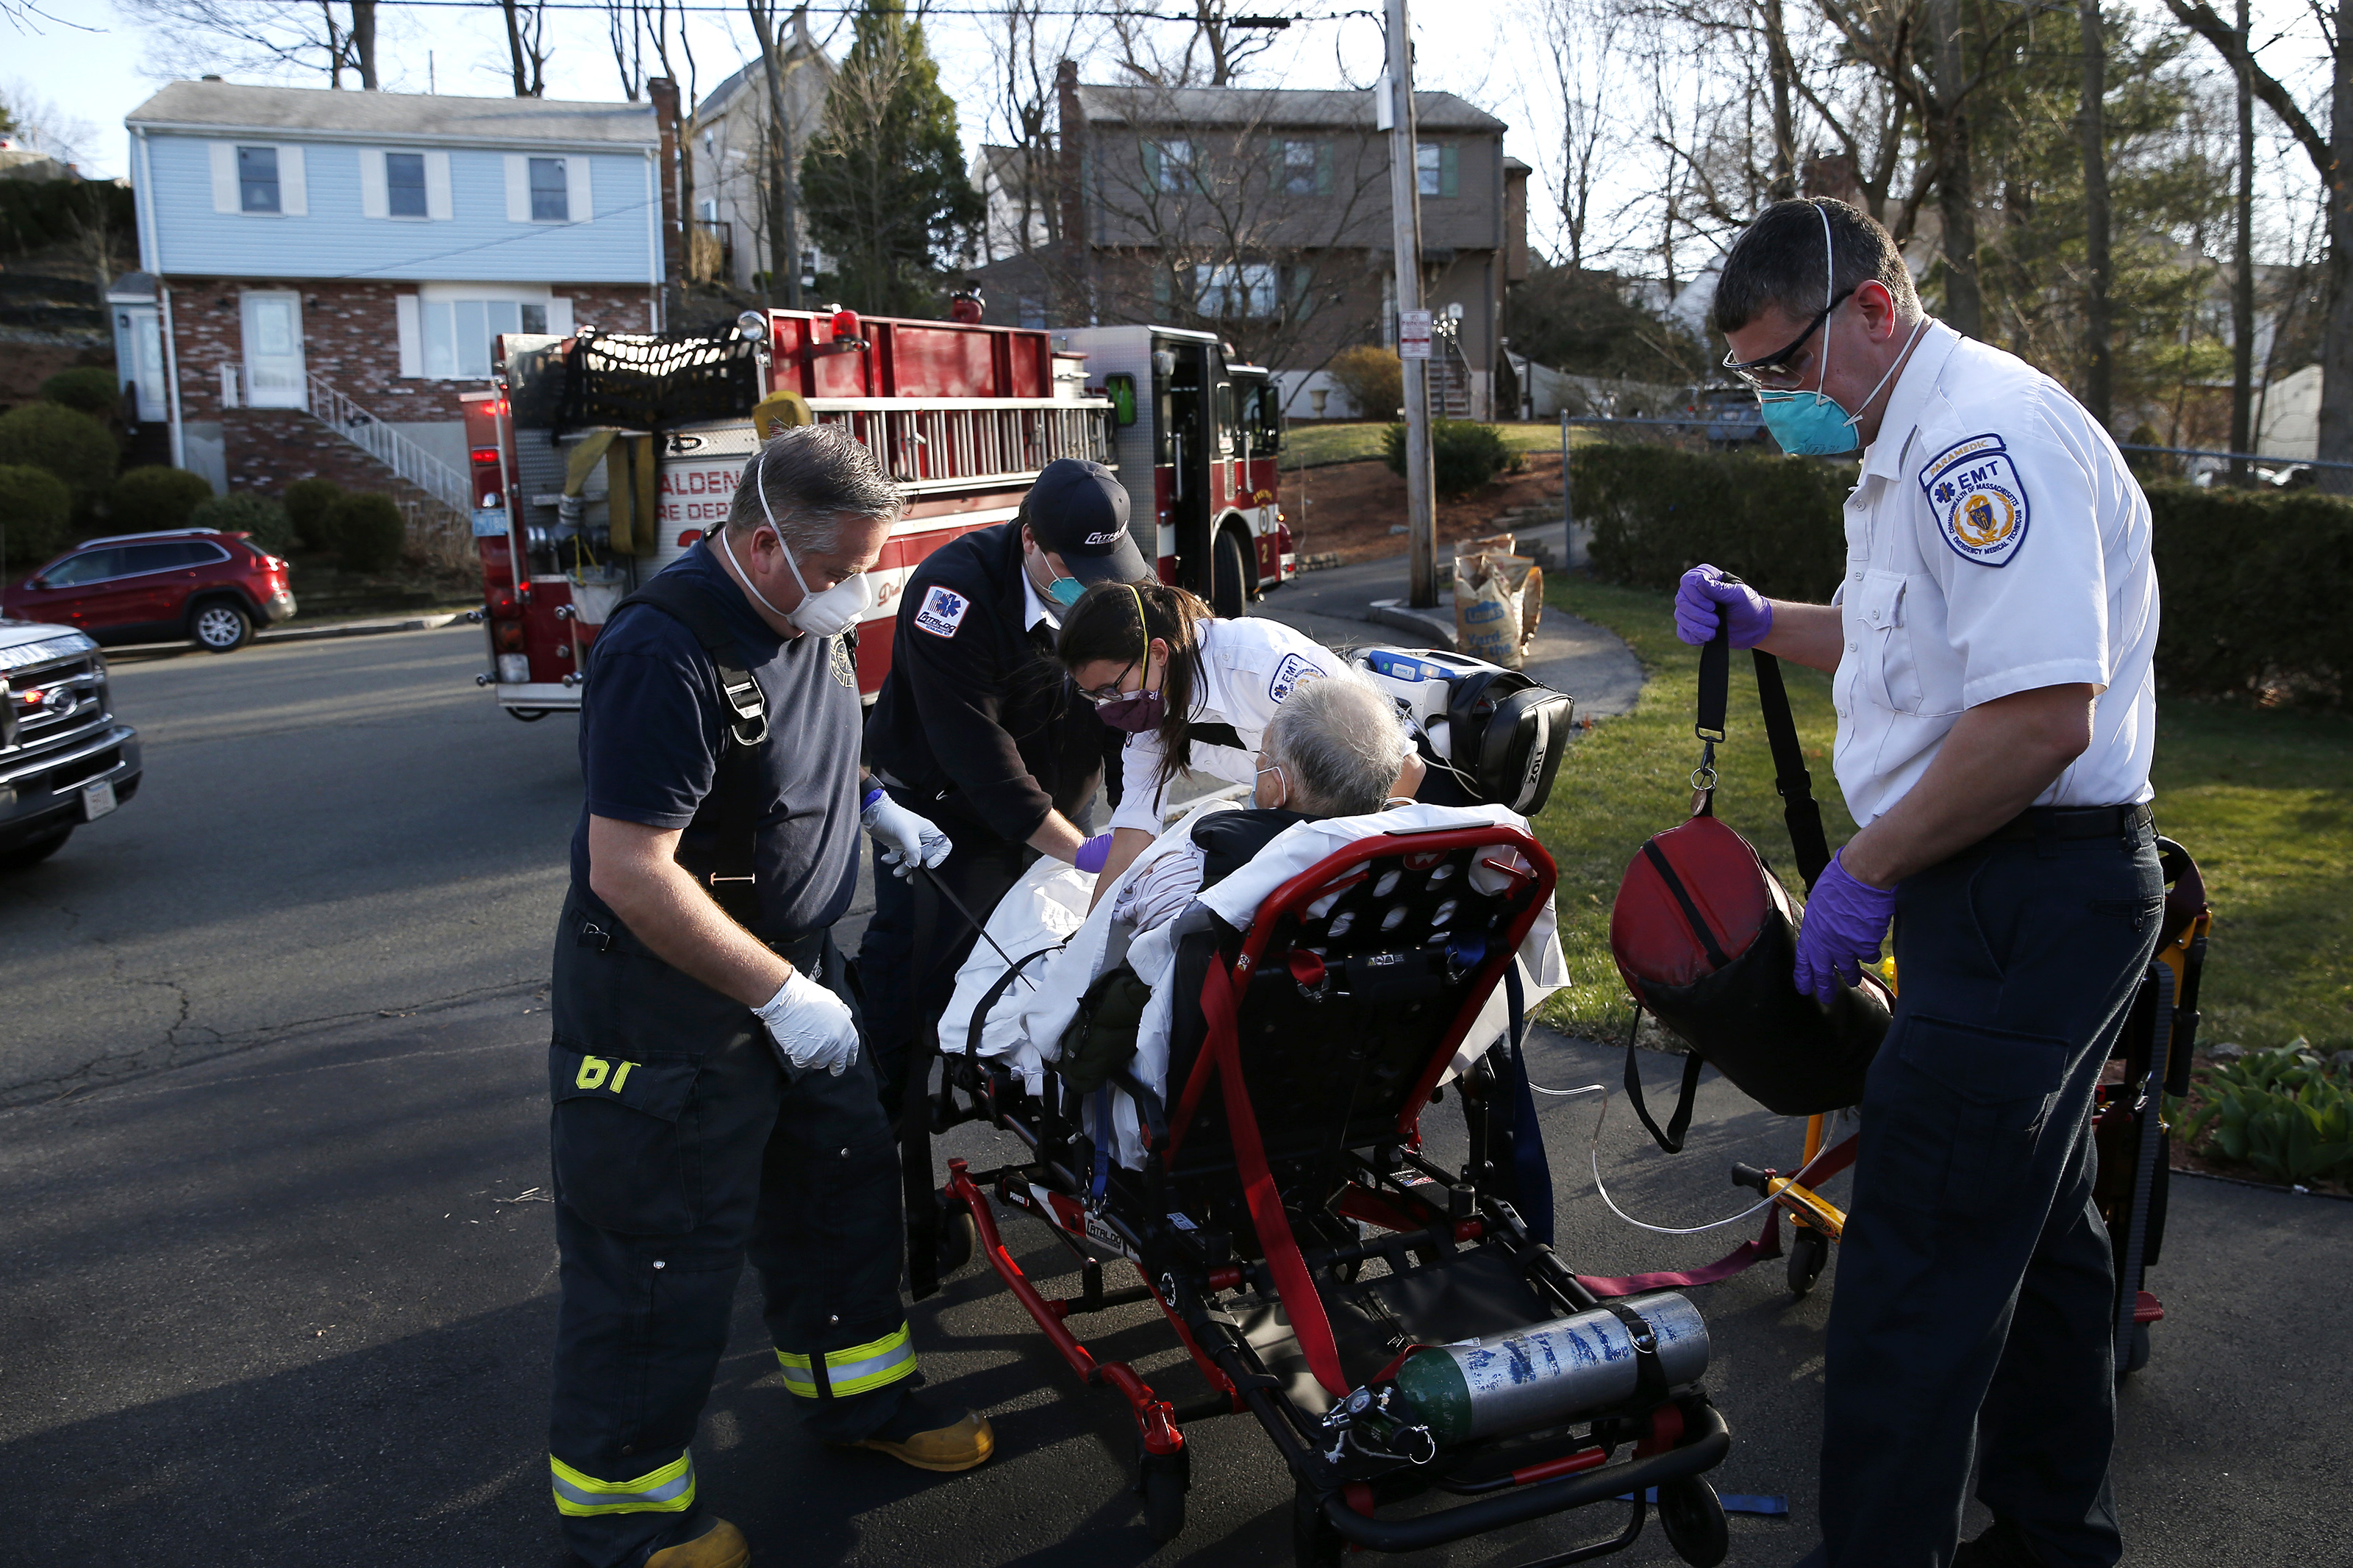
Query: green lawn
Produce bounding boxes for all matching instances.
[1280,420,1582,471]
[1528,576,2353,1055]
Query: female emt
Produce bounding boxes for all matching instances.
[1054,581,1424,896]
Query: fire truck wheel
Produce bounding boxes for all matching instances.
[507,708,549,723]
[1212,528,1250,619]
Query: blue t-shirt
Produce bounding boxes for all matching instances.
[568,541,863,937]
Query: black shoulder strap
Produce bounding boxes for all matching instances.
[609,571,771,747]
[1752,651,1831,892]
[1622,1004,1707,1155]
[600,570,770,921]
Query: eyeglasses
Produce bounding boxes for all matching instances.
[1723,287,1855,390]
[1077,656,1140,704]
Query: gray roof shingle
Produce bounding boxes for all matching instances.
[127,81,654,146]
[1073,85,1504,134]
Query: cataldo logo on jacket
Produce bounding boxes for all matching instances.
[913,584,969,638]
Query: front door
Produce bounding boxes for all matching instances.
[118,305,166,422]
[241,291,306,409]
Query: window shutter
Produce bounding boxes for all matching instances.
[425,151,452,220]
[278,144,307,215]
[505,155,530,222]
[1152,265,1171,313]
[360,149,388,218]
[1140,140,1161,194]
[566,157,593,223]
[1316,141,1332,195]
[545,296,575,337]
[1293,264,1315,321]
[210,143,237,213]
[1440,143,1459,198]
[395,294,421,378]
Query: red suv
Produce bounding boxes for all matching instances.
[2,529,296,653]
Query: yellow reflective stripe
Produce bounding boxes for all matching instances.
[774,1322,917,1399]
[548,1451,696,1517]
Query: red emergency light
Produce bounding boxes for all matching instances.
[829,307,863,345]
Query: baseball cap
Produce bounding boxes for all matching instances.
[1023,458,1149,585]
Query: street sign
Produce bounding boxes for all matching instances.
[1398,309,1432,359]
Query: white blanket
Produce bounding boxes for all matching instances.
[938,801,1569,1168]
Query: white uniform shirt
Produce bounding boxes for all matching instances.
[1832,320,2160,826]
[1106,615,1337,835]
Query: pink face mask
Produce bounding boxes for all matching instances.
[1096,689,1163,733]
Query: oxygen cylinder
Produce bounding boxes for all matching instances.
[1393,1294,1710,1445]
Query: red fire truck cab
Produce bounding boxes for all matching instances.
[461,309,1291,720]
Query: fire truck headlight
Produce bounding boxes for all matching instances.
[737,311,769,342]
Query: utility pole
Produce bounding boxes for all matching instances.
[2230,0,2255,480]
[2078,0,2112,428]
[1382,0,1437,608]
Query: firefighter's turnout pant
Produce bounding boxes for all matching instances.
[547,892,910,1568]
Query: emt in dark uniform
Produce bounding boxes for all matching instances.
[548,426,988,1568]
[858,457,1143,1106]
[1682,198,2162,1568]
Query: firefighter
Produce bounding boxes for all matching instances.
[857,457,1141,1112]
[548,426,990,1568]
[1684,197,2161,1568]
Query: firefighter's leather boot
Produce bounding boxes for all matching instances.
[645,1516,749,1568]
[847,1396,996,1472]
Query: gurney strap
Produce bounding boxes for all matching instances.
[1196,953,1352,1397]
[1496,963,1557,1247]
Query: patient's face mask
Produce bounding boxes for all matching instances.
[1253,760,1288,809]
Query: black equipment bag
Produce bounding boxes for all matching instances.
[1449,667,1577,815]
[1607,623,1891,1148]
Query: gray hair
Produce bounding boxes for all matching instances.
[1264,670,1414,817]
[1713,197,1919,336]
[724,423,903,553]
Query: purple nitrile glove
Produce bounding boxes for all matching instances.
[1073,832,1114,873]
[1674,564,1774,649]
[1792,849,1899,1005]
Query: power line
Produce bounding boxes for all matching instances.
[190,0,1340,17]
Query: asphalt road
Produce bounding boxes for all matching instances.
[4,610,2349,1567]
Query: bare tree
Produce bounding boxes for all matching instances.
[501,0,551,97]
[977,0,1096,263]
[1101,0,1282,89]
[1527,0,1624,272]
[126,0,381,88]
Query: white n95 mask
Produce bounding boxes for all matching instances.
[719,454,877,638]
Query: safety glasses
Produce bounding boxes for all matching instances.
[1077,655,1140,705]
[1723,287,1855,390]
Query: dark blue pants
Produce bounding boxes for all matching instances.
[546,895,910,1568]
[1806,818,2161,1568]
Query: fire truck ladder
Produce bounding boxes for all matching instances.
[805,399,1116,493]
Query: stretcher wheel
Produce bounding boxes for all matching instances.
[1136,1445,1189,1543]
[1292,1480,1347,1568]
[933,1193,977,1278]
[1787,1226,1830,1298]
[2116,1322,2150,1378]
[1657,1474,1729,1566]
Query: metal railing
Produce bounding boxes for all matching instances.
[804,398,1118,495]
[305,371,473,513]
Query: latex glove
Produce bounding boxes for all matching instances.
[863,792,952,879]
[1073,833,1114,873]
[1792,849,1899,1005]
[754,970,860,1076]
[1675,564,1774,649]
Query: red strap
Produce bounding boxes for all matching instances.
[1577,1207,1782,1297]
[1197,955,1352,1397]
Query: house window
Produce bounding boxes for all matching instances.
[1199,262,1278,319]
[1280,140,1328,196]
[238,146,280,213]
[1416,142,1459,198]
[1150,138,1193,193]
[529,157,569,221]
[421,298,552,379]
[386,152,429,218]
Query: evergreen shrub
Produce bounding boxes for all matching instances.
[283,477,344,551]
[110,465,215,532]
[0,463,72,567]
[326,492,406,573]
[190,493,296,554]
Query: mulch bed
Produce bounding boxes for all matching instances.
[1281,453,1569,567]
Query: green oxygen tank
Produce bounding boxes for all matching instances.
[1392,1293,1710,1445]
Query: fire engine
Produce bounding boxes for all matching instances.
[461,308,1294,719]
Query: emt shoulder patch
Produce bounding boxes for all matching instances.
[913,584,969,638]
[1267,651,1326,703]
[1918,433,2030,567]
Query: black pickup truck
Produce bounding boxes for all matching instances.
[0,617,142,870]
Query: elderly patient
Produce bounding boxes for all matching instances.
[1110,670,1415,937]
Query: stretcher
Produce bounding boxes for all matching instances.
[913,815,1739,1566]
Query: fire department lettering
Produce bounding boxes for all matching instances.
[913,584,970,638]
[1918,433,2031,568]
